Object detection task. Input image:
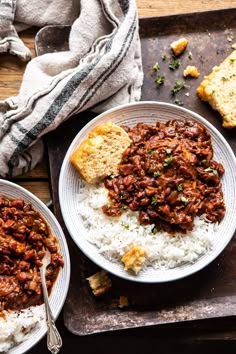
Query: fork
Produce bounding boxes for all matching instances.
[40,250,62,354]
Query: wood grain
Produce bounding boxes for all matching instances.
[14,181,51,205]
[136,0,236,17]
[0,1,234,202]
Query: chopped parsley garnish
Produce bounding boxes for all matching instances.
[188,51,193,59]
[121,205,128,211]
[164,156,173,166]
[161,54,167,60]
[169,59,181,70]
[148,149,154,154]
[222,76,229,81]
[153,62,160,71]
[151,195,158,205]
[155,75,165,86]
[177,184,183,192]
[180,196,189,204]
[152,226,158,234]
[171,80,186,95]
[204,167,218,175]
[153,170,161,177]
[120,191,129,200]
[122,222,130,229]
[230,58,235,63]
[174,98,184,106]
[167,127,175,134]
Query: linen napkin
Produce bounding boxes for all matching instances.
[0,0,143,178]
[0,0,31,61]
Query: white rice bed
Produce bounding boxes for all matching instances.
[0,305,44,353]
[78,183,217,270]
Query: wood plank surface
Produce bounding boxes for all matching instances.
[0,0,235,202]
[136,0,236,17]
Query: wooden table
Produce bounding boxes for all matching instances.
[1,1,236,353]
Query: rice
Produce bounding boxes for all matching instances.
[77,183,217,271]
[0,305,45,353]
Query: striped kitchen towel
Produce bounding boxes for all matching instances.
[0,0,143,177]
[0,0,31,60]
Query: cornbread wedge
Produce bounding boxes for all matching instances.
[70,122,132,183]
[197,48,236,128]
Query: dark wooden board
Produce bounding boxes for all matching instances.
[36,8,236,336]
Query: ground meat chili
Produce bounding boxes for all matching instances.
[0,195,64,312]
[102,119,225,233]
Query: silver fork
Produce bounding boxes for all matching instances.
[40,250,62,354]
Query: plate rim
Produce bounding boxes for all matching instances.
[0,179,71,354]
[59,100,236,283]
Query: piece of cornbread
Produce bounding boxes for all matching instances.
[197,48,236,129]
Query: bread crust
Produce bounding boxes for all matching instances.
[70,122,132,183]
[197,48,236,129]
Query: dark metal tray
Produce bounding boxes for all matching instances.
[35,8,236,336]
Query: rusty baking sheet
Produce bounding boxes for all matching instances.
[35,8,236,336]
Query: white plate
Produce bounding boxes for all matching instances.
[0,180,70,354]
[59,101,236,283]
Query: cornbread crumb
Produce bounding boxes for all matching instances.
[70,122,131,184]
[118,296,129,308]
[87,270,112,296]
[121,245,147,274]
[197,48,236,128]
[170,38,189,56]
[183,65,200,78]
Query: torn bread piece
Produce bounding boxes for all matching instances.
[118,296,129,308]
[170,37,189,56]
[197,47,236,128]
[121,245,147,274]
[70,122,132,183]
[183,65,200,78]
[87,270,112,296]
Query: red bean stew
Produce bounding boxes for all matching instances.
[103,119,225,233]
[0,196,64,312]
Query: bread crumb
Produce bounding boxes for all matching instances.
[226,29,234,43]
[170,38,189,56]
[183,65,200,78]
[121,245,147,274]
[197,48,236,128]
[87,270,112,296]
[118,296,129,308]
[70,122,131,184]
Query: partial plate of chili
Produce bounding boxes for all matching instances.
[59,101,236,283]
[0,179,70,354]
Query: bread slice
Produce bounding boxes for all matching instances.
[70,122,132,184]
[197,48,236,128]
